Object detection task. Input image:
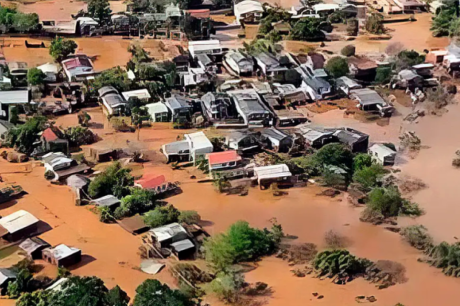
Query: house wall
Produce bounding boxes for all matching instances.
[5,224,38,242]
[56,251,82,267]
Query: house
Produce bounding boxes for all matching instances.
[145,102,171,122]
[253,164,292,189]
[393,0,426,11]
[196,54,217,74]
[0,119,14,139]
[274,109,308,127]
[224,51,254,76]
[135,174,179,197]
[61,55,95,81]
[8,62,28,77]
[91,195,121,210]
[19,237,50,260]
[425,49,448,64]
[162,131,213,163]
[42,244,82,267]
[180,67,209,88]
[369,143,397,166]
[121,89,151,103]
[201,92,234,121]
[261,128,293,153]
[98,86,126,116]
[225,131,260,153]
[228,89,273,126]
[348,56,378,81]
[349,88,394,116]
[206,150,242,172]
[0,90,30,120]
[312,3,339,15]
[272,83,309,104]
[254,52,287,80]
[41,127,69,155]
[0,210,39,241]
[171,239,195,260]
[37,63,59,82]
[330,127,369,153]
[299,126,334,149]
[42,152,89,181]
[296,65,331,100]
[393,69,423,89]
[412,63,434,78]
[336,76,362,95]
[118,214,149,235]
[66,174,90,206]
[165,94,193,122]
[234,0,263,25]
[0,269,16,294]
[149,222,189,249]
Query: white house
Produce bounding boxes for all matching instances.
[145,102,170,122]
[253,164,292,186]
[234,0,263,25]
[368,143,397,166]
[122,89,151,102]
[188,40,223,58]
[224,51,254,76]
[37,63,59,82]
[61,56,95,81]
[162,131,213,163]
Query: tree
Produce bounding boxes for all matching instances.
[142,205,180,227]
[341,45,356,57]
[133,279,198,306]
[313,249,372,279]
[206,271,244,303]
[16,290,51,306]
[365,13,385,34]
[352,164,387,191]
[394,50,425,70]
[400,225,433,250]
[90,67,132,93]
[49,38,78,62]
[353,153,373,172]
[87,0,112,22]
[9,106,19,125]
[114,188,156,219]
[325,56,349,78]
[431,0,457,37]
[7,269,32,298]
[63,126,96,147]
[242,38,276,56]
[374,66,393,84]
[289,18,326,41]
[107,285,130,306]
[179,210,201,224]
[12,12,39,33]
[312,143,354,173]
[88,162,134,198]
[27,67,46,86]
[4,115,47,154]
[367,187,422,218]
[346,18,358,36]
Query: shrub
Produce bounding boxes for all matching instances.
[179,210,201,225]
[134,279,198,306]
[374,67,393,84]
[313,249,372,279]
[313,143,354,173]
[352,164,388,191]
[116,188,156,219]
[367,187,422,218]
[324,230,347,249]
[289,17,326,41]
[49,38,78,62]
[325,56,349,78]
[88,162,134,199]
[400,225,433,250]
[205,271,244,304]
[4,115,47,154]
[321,168,347,189]
[365,13,385,34]
[27,68,46,86]
[394,50,425,70]
[63,126,96,147]
[143,205,180,228]
[341,45,356,57]
[346,18,359,36]
[353,153,373,172]
[98,206,114,223]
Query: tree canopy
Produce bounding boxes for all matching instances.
[289,18,326,41]
[0,7,39,33]
[4,116,47,154]
[312,143,354,173]
[90,67,133,93]
[142,205,180,227]
[325,56,349,78]
[49,38,78,62]
[88,162,134,198]
[87,0,112,22]
[133,279,198,306]
[27,68,46,86]
[352,164,387,191]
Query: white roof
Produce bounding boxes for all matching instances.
[48,244,80,260]
[122,89,151,101]
[46,278,68,291]
[0,269,16,286]
[369,143,396,157]
[0,210,39,234]
[430,50,448,56]
[301,127,333,142]
[37,63,59,74]
[254,164,292,182]
[235,0,263,15]
[0,90,29,104]
[412,63,434,69]
[145,102,169,114]
[188,40,222,57]
[149,222,187,242]
[313,3,339,10]
[185,131,213,151]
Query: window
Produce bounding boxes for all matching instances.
[229,161,236,166]
[221,163,228,167]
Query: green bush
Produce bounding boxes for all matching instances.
[313,249,372,279]
[179,210,201,225]
[4,115,47,154]
[143,205,180,228]
[98,206,114,223]
[88,162,134,199]
[205,271,244,304]
[341,45,356,57]
[400,225,433,250]
[374,66,393,84]
[312,143,354,173]
[115,188,156,219]
[325,56,349,78]
[352,164,388,191]
[367,187,422,218]
[365,13,385,34]
[49,38,78,62]
[133,279,197,306]
[353,153,373,172]
[27,68,46,86]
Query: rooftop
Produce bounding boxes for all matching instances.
[135,175,166,189]
[207,150,242,165]
[150,222,187,242]
[261,127,290,141]
[0,90,29,104]
[19,237,50,254]
[0,210,39,235]
[349,88,385,106]
[47,244,80,260]
[62,56,93,70]
[369,143,397,157]
[171,239,195,252]
[91,195,120,208]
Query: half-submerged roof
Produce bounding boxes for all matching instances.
[207,150,241,165]
[0,210,39,235]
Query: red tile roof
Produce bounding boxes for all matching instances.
[136,175,166,189]
[42,128,58,142]
[206,150,241,165]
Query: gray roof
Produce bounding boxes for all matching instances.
[19,237,50,255]
[349,88,385,106]
[103,93,126,107]
[398,69,421,81]
[229,89,270,116]
[166,94,192,110]
[196,54,213,66]
[225,130,258,143]
[255,52,280,69]
[0,268,16,286]
[0,119,14,130]
[330,128,368,145]
[300,126,333,142]
[303,75,330,92]
[261,127,290,142]
[66,174,90,189]
[98,86,118,97]
[91,195,120,208]
[369,143,396,157]
[171,239,195,252]
[336,76,361,89]
[0,90,29,104]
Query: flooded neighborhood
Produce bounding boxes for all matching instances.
[0,0,459,305]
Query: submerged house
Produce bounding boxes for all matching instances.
[201,92,234,122]
[149,223,195,260]
[349,88,394,117]
[224,51,254,76]
[19,237,51,260]
[369,143,397,166]
[162,131,213,163]
[228,89,273,126]
[61,55,95,81]
[165,94,193,122]
[347,56,378,81]
[206,150,242,172]
[336,76,362,95]
[253,164,292,189]
[145,102,171,122]
[225,131,261,153]
[330,127,369,153]
[0,90,30,121]
[188,40,224,63]
[40,127,69,155]
[254,52,287,80]
[299,126,334,149]
[393,69,423,89]
[0,210,39,241]
[91,195,121,210]
[261,128,293,153]
[42,244,82,267]
[234,0,263,24]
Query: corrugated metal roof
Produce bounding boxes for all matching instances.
[369,143,396,157]
[150,222,187,242]
[47,244,80,260]
[349,88,385,106]
[0,210,39,234]
[0,90,29,104]
[171,239,195,252]
[91,195,120,207]
[254,164,292,182]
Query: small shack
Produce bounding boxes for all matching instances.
[19,237,50,260]
[42,244,82,267]
[145,102,171,122]
[149,222,189,249]
[170,239,195,260]
[253,164,292,189]
[40,127,69,155]
[299,126,334,149]
[0,210,39,241]
[206,150,242,172]
[225,131,260,153]
[91,195,121,210]
[261,128,293,153]
[368,143,397,166]
[66,174,90,206]
[118,214,149,235]
[331,127,369,153]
